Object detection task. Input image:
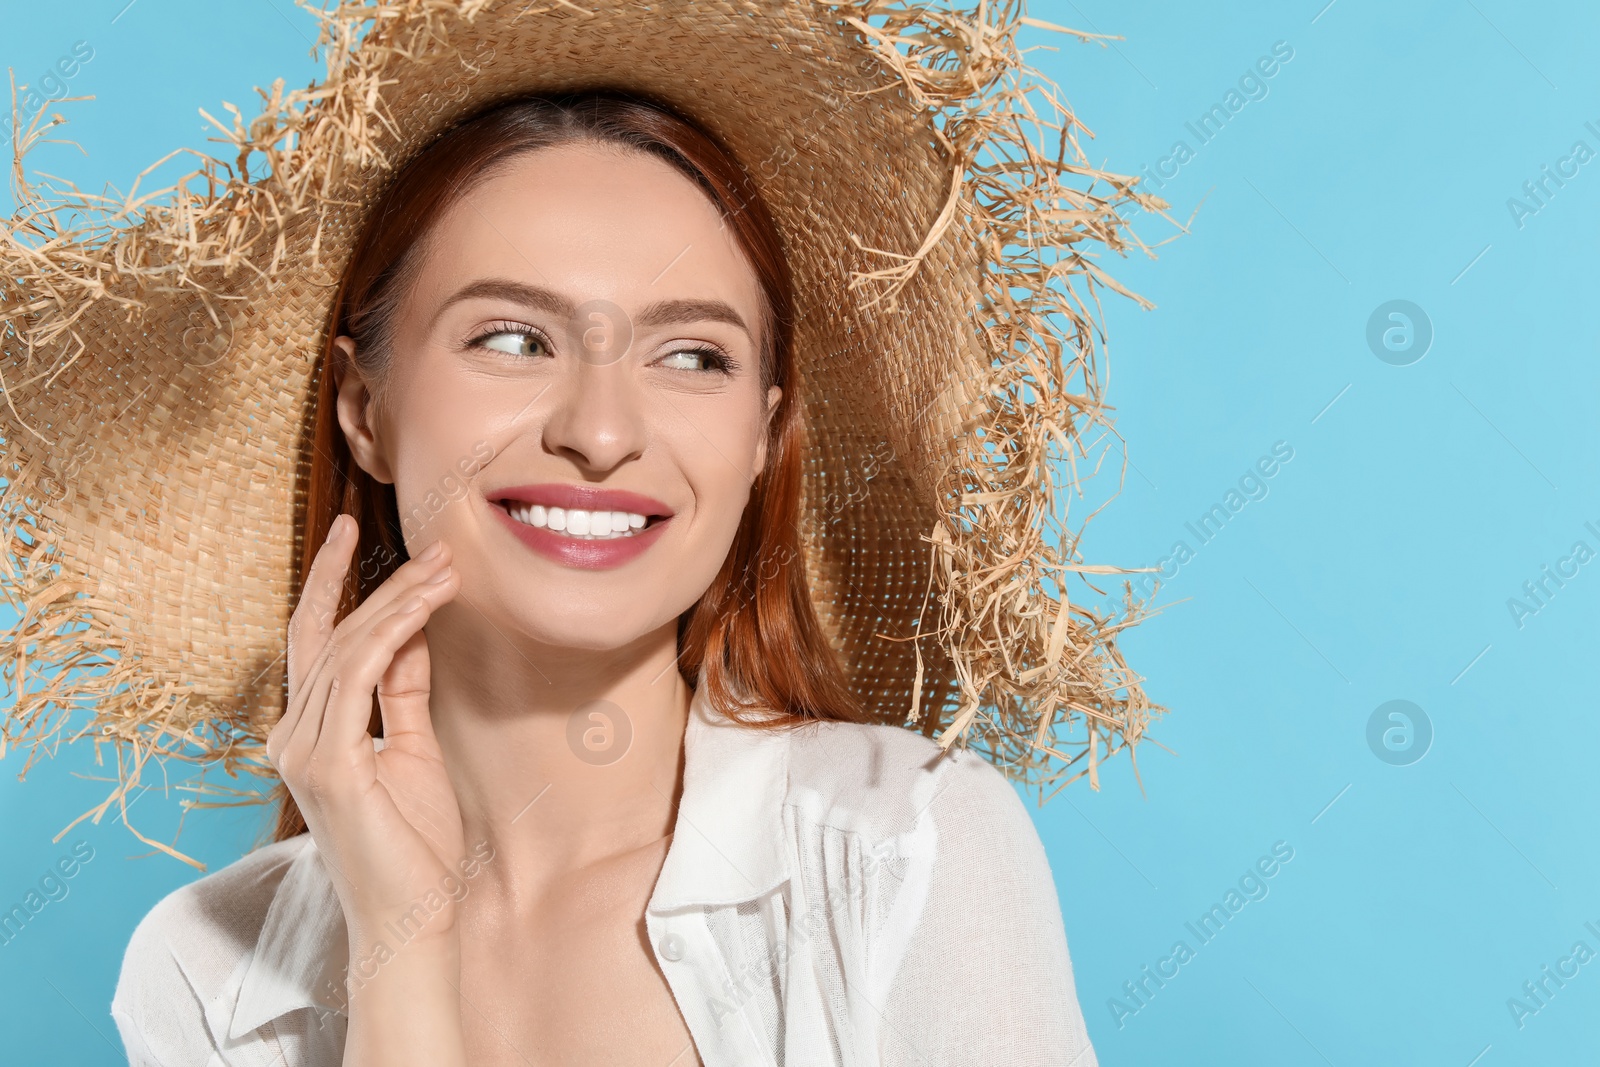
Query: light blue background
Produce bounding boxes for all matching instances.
[2,2,1595,1064]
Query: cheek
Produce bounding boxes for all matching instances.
[386,384,492,549]
[693,458,757,542]
[673,400,767,533]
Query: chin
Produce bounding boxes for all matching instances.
[443,495,737,654]
[520,606,671,654]
[463,562,701,654]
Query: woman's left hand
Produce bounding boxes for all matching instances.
[268,512,468,950]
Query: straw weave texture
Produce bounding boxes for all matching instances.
[0,0,1169,864]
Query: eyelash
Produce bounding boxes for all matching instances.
[464,321,737,374]
[464,321,548,354]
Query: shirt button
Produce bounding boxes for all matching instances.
[658,932,685,962]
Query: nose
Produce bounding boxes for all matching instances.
[540,361,647,474]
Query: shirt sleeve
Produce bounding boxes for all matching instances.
[877,749,1099,1067]
[110,888,220,1067]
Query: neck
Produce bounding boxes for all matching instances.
[422,612,693,909]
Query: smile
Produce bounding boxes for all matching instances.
[487,484,674,570]
[505,503,651,540]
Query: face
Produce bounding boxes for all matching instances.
[335,140,780,652]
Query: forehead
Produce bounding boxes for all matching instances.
[411,140,763,313]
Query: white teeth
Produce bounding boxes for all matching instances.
[507,503,652,539]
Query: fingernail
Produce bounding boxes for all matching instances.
[417,541,443,562]
[426,566,453,584]
[325,516,345,544]
[398,595,425,614]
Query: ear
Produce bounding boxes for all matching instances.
[753,385,782,478]
[332,336,395,484]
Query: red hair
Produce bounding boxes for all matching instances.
[272,90,862,843]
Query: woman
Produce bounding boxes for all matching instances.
[0,3,1159,1065]
[112,87,1099,1067]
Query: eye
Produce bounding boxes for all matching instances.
[656,346,733,373]
[469,325,548,359]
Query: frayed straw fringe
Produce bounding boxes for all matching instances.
[1,0,1176,867]
[834,0,1177,797]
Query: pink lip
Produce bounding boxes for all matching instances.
[489,483,674,517]
[486,483,675,571]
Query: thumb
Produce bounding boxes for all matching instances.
[376,627,439,744]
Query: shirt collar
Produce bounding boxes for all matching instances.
[647,682,792,912]
[227,680,791,1036]
[226,836,349,1040]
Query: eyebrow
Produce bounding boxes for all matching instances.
[434,279,568,322]
[638,297,751,337]
[432,278,751,337]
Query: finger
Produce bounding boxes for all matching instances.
[288,513,358,693]
[279,547,454,771]
[377,578,461,742]
[327,537,453,642]
[269,628,343,770]
[288,520,450,690]
[317,555,457,716]
[312,578,457,756]
[273,634,345,782]
[284,538,450,740]
[378,629,436,744]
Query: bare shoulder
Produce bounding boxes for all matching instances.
[112,834,309,1017]
[785,717,1030,837]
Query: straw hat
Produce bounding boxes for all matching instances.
[1,0,1166,863]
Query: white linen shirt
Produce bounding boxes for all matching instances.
[110,688,1099,1066]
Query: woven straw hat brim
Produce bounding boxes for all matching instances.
[1,0,1165,861]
